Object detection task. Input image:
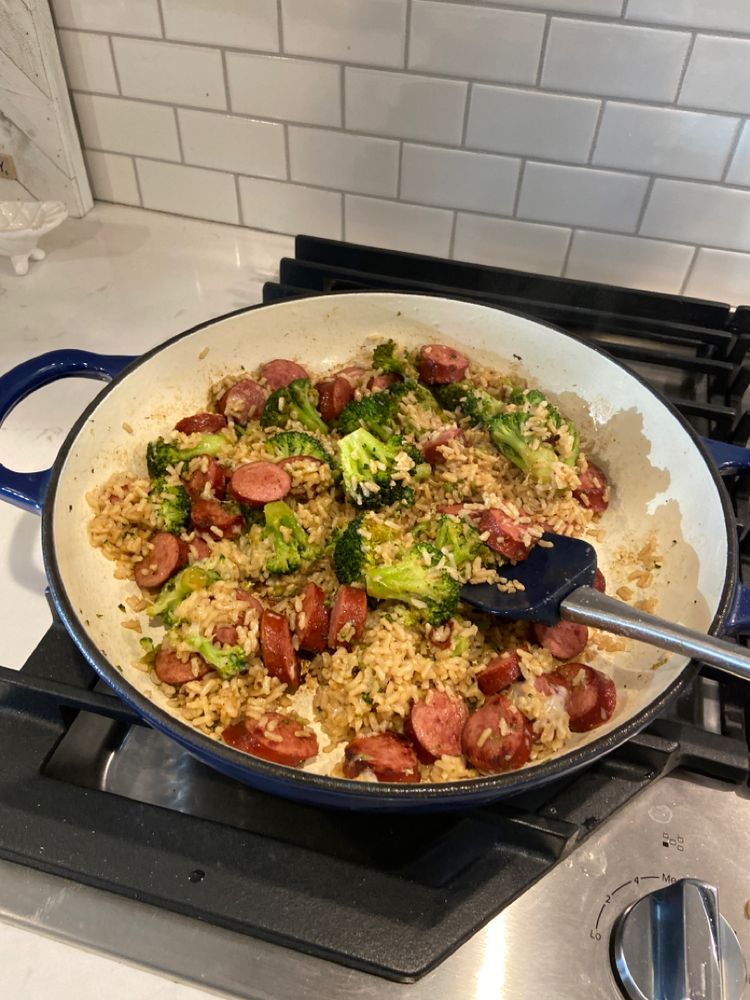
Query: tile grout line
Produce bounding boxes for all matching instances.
[396,141,404,199]
[674,32,697,105]
[511,159,526,217]
[108,35,123,96]
[460,81,472,147]
[534,14,551,89]
[338,191,345,241]
[403,0,413,70]
[678,245,701,296]
[586,99,606,165]
[220,48,232,113]
[155,0,167,39]
[634,175,657,234]
[339,64,346,131]
[172,107,185,163]
[131,154,145,207]
[447,209,458,258]
[720,118,745,183]
[234,173,243,225]
[276,0,284,54]
[559,226,576,278]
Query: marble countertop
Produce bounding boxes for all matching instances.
[0,203,293,998]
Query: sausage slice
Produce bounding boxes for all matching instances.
[230,461,291,507]
[552,662,616,732]
[574,461,609,513]
[212,625,239,646]
[297,582,330,654]
[260,610,300,690]
[421,428,465,466]
[222,714,319,767]
[235,588,264,620]
[154,648,210,686]
[186,536,211,562]
[261,359,308,390]
[368,373,400,391]
[477,650,522,695]
[185,458,227,501]
[328,585,368,649]
[190,498,244,537]
[134,532,188,588]
[405,690,469,763]
[418,344,470,384]
[478,508,532,562]
[175,412,227,435]
[343,733,420,783]
[461,695,532,773]
[315,376,354,424]
[532,620,588,661]
[216,378,266,424]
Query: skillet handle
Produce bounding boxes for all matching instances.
[0,349,134,514]
[703,437,750,633]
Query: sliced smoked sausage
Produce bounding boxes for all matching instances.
[186,536,211,563]
[477,650,522,695]
[216,379,266,424]
[461,695,533,773]
[478,508,532,562]
[175,412,227,435]
[368,373,400,391]
[222,714,319,767]
[261,359,308,390]
[154,647,210,686]
[532,620,588,661]
[212,625,239,646]
[315,376,354,424]
[134,532,188,588]
[328,585,368,649]
[574,462,609,513]
[229,461,291,507]
[185,458,227,501]
[421,428,465,466]
[235,588,263,620]
[260,610,300,690]
[297,582,330,654]
[190,498,244,537]
[418,344,470,384]
[552,662,616,732]
[343,733,420,783]
[405,690,469,763]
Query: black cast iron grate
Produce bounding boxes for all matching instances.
[1,238,750,983]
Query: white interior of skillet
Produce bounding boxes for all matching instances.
[50,293,728,773]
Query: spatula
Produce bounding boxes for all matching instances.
[459,534,750,681]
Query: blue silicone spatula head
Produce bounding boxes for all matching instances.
[460,533,598,625]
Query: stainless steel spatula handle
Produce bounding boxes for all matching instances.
[562,586,750,681]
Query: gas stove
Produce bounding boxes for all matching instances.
[2,236,750,999]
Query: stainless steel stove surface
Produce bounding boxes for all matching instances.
[2,236,750,999]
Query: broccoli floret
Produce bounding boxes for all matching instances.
[400,378,443,414]
[487,411,561,483]
[146,565,219,626]
[434,515,491,569]
[432,382,504,426]
[266,430,333,466]
[337,428,418,509]
[262,500,318,574]
[505,387,581,469]
[336,387,405,441]
[364,543,460,626]
[181,633,247,679]
[146,433,227,478]
[332,515,400,584]
[372,339,418,379]
[148,477,190,533]
[260,378,328,435]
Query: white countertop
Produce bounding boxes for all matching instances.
[0,202,293,998]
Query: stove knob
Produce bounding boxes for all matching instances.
[611,878,746,1000]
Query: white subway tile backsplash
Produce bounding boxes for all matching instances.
[490,0,622,12]
[112,38,226,111]
[726,123,750,187]
[57,30,118,95]
[281,0,406,69]
[518,163,649,232]
[162,0,278,52]
[227,54,341,128]
[542,19,690,102]
[626,1,750,34]
[240,178,342,238]
[74,93,181,160]
[346,69,467,145]
[51,0,161,36]
[178,110,286,178]
[679,36,750,115]
[566,231,693,293]
[683,248,750,303]
[401,144,519,214]
[593,103,739,182]
[453,214,570,276]
[289,127,399,197]
[345,195,453,256]
[84,150,140,206]
[466,86,599,163]
[409,2,544,85]
[641,179,750,252]
[137,159,238,224]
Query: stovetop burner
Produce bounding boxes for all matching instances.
[2,236,750,988]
